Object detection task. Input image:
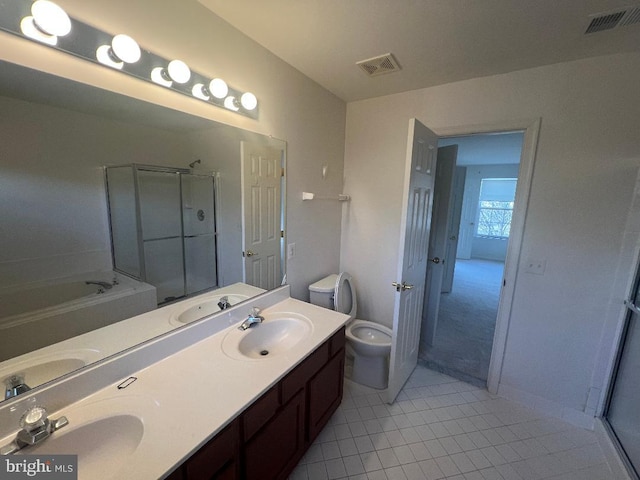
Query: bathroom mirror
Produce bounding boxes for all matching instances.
[0,60,286,400]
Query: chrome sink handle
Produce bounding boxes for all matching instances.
[0,406,69,455]
[4,374,31,400]
[238,307,265,331]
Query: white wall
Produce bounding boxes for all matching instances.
[342,52,640,420]
[0,0,346,300]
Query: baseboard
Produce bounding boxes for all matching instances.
[497,383,595,430]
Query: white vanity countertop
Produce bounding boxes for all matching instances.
[7,297,350,480]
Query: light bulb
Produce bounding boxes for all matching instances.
[192,83,210,101]
[111,35,141,63]
[167,60,190,84]
[151,67,172,87]
[240,92,258,111]
[209,78,228,99]
[97,35,141,70]
[224,96,240,112]
[32,0,71,36]
[20,0,71,46]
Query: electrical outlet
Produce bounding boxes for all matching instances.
[287,243,296,259]
[524,258,546,275]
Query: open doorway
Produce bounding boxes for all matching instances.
[418,131,525,385]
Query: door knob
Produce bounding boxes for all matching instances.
[392,282,414,292]
[429,257,441,264]
[244,250,256,257]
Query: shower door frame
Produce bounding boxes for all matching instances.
[602,262,640,480]
[105,163,219,304]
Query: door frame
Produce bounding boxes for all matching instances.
[434,118,541,394]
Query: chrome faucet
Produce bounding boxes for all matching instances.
[217,296,232,310]
[238,307,264,331]
[4,375,31,400]
[85,280,113,290]
[0,406,69,455]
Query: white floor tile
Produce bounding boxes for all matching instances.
[289,366,624,480]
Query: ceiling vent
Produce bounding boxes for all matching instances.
[356,53,401,77]
[585,6,640,34]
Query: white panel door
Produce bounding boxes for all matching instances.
[442,166,466,293]
[422,145,458,346]
[387,119,438,404]
[241,142,282,290]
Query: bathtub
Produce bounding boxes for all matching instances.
[0,272,157,362]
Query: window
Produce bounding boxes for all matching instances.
[476,178,517,238]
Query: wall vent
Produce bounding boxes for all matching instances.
[356,53,401,77]
[585,6,640,34]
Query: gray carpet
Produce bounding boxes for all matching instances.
[418,259,504,386]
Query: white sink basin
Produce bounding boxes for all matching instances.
[222,312,313,360]
[0,349,100,393]
[20,414,143,462]
[171,294,249,325]
[11,394,158,480]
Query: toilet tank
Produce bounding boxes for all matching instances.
[308,274,338,310]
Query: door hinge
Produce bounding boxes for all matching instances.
[281,230,284,238]
[281,167,285,177]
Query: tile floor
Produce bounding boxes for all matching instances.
[289,365,621,480]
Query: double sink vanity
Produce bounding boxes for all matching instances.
[0,285,350,479]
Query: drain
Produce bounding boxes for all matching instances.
[259,350,269,356]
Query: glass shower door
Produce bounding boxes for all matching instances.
[138,169,185,303]
[181,174,218,295]
[605,271,640,477]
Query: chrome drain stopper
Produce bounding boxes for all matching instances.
[260,350,269,356]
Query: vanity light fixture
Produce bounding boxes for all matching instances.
[20,0,71,46]
[224,95,240,112]
[151,59,191,87]
[240,92,258,111]
[96,34,141,70]
[2,0,259,117]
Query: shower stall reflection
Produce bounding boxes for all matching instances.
[106,164,218,304]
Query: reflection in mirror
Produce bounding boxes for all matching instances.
[0,61,286,401]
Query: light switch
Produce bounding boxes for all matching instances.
[287,243,296,259]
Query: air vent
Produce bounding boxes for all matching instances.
[585,6,640,34]
[356,53,401,77]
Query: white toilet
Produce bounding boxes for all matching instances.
[309,272,392,389]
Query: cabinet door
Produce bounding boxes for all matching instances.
[244,389,306,480]
[308,349,345,442]
[185,419,240,480]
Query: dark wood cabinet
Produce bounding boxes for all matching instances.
[244,389,305,480]
[184,419,240,480]
[166,327,345,480]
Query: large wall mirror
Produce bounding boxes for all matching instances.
[0,60,286,402]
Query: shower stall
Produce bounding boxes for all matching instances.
[105,164,218,305]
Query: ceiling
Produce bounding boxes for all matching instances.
[199,0,640,102]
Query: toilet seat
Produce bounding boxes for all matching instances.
[347,320,392,345]
[334,272,357,319]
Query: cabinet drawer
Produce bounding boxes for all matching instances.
[281,341,329,403]
[242,385,280,441]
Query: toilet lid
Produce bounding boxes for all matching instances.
[334,272,357,319]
